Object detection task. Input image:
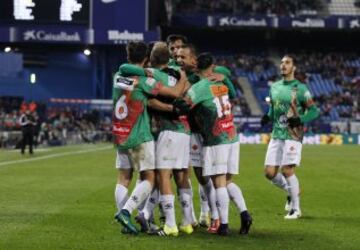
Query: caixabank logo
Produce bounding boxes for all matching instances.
[23,30,81,42]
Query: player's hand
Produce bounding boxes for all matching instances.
[287,117,302,128]
[207,73,224,82]
[172,98,190,116]
[260,114,270,127]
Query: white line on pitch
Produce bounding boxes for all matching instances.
[0,146,113,167]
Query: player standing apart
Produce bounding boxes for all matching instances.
[261,55,319,219]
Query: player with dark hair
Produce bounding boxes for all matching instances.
[113,41,187,235]
[261,54,319,219]
[176,52,252,235]
[166,34,188,65]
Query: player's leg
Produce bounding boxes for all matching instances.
[203,145,230,236]
[153,131,179,236]
[282,139,302,219]
[122,169,155,213]
[264,139,291,209]
[156,169,179,236]
[211,174,229,236]
[113,150,133,234]
[226,174,252,234]
[174,169,194,234]
[172,132,194,234]
[114,150,133,214]
[116,142,156,234]
[193,167,219,231]
[265,139,288,189]
[226,141,252,234]
[190,133,211,226]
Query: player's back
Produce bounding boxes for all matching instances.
[187,79,237,146]
[112,69,159,149]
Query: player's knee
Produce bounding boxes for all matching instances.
[264,167,276,180]
[198,176,209,185]
[142,170,155,186]
[117,170,132,187]
[281,165,295,178]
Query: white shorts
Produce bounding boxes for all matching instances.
[156,131,190,170]
[189,133,203,168]
[115,141,155,172]
[202,141,239,176]
[265,139,302,167]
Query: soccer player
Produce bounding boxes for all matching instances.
[117,42,193,236]
[166,34,188,66]
[113,41,187,235]
[177,46,240,233]
[261,54,319,219]
[180,52,252,235]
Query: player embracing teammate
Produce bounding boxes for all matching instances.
[112,38,319,236]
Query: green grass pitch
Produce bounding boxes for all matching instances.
[1,143,359,249]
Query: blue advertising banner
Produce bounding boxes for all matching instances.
[0,27,9,42]
[9,25,91,44]
[208,15,275,28]
[93,0,159,44]
[343,17,360,29]
[277,16,339,29]
[173,13,360,30]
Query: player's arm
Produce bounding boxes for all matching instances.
[158,70,189,98]
[288,86,320,128]
[119,64,146,77]
[206,72,236,99]
[299,87,320,123]
[148,98,173,112]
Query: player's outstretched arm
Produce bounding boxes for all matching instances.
[119,64,146,76]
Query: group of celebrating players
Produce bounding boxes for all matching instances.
[111,34,319,237]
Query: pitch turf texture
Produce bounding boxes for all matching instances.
[1,144,359,250]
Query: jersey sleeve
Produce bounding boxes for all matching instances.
[138,76,163,96]
[299,85,320,123]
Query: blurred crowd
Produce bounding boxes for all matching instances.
[0,99,112,148]
[174,0,322,16]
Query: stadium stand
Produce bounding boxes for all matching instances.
[174,0,323,16]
